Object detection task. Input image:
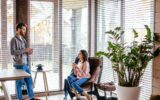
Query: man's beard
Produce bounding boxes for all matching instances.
[20,31,25,38]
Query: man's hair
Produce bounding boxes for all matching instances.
[16,22,26,31]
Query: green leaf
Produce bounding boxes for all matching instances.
[95,25,157,87]
[96,51,108,58]
[133,29,138,38]
[145,25,151,42]
[115,27,121,31]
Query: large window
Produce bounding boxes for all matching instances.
[62,0,88,82]
[97,0,121,82]
[123,0,154,99]
[7,0,14,69]
[0,0,14,69]
[30,0,59,91]
[0,0,155,98]
[0,0,15,95]
[97,0,154,99]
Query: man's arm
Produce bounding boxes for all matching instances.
[10,38,31,55]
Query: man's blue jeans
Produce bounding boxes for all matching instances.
[14,64,34,100]
[67,75,89,94]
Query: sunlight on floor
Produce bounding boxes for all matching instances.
[39,94,97,100]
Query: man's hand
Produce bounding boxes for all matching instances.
[28,48,33,55]
[24,48,33,55]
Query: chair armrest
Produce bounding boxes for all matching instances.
[89,67,101,83]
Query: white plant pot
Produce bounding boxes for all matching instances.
[116,85,141,100]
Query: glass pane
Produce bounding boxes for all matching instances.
[7,0,15,95]
[97,0,120,82]
[7,0,14,69]
[0,0,15,95]
[30,1,59,91]
[0,0,2,69]
[124,0,154,44]
[124,0,154,99]
[62,0,88,82]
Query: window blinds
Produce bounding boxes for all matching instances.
[96,0,120,83]
[0,0,1,70]
[62,0,89,81]
[1,0,14,70]
[0,0,15,95]
[96,0,154,99]
[7,0,14,69]
[29,0,60,91]
[123,0,154,99]
[0,0,7,70]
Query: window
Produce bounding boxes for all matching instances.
[62,0,89,82]
[0,0,15,95]
[97,0,154,99]
[7,0,14,69]
[0,0,14,69]
[7,0,15,94]
[30,0,58,91]
[123,0,154,99]
[96,0,120,82]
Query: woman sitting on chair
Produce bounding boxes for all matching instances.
[66,50,92,100]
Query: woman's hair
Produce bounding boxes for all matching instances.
[80,49,88,62]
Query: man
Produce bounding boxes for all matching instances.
[10,23,39,100]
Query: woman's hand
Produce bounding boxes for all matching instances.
[72,63,78,68]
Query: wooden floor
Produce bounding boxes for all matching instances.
[37,94,97,100]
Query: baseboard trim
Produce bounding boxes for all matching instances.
[0,90,63,100]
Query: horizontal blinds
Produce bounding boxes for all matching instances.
[7,0,15,95]
[96,0,120,82]
[0,0,1,70]
[0,0,7,70]
[29,0,60,91]
[97,0,154,99]
[30,1,54,69]
[0,0,14,70]
[62,0,89,81]
[123,0,154,99]
[123,0,154,44]
[7,0,14,69]
[0,0,15,95]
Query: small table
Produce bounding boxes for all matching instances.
[0,69,30,100]
[32,69,52,99]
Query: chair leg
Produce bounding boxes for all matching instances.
[94,84,100,98]
[90,83,94,96]
[104,91,107,99]
[110,91,112,97]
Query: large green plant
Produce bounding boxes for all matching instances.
[96,25,159,87]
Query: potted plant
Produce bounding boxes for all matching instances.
[96,25,160,100]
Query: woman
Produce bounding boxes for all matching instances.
[66,50,92,100]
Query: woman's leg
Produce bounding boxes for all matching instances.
[67,75,77,86]
[64,79,69,99]
[71,78,92,100]
[71,78,88,94]
[65,75,77,99]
